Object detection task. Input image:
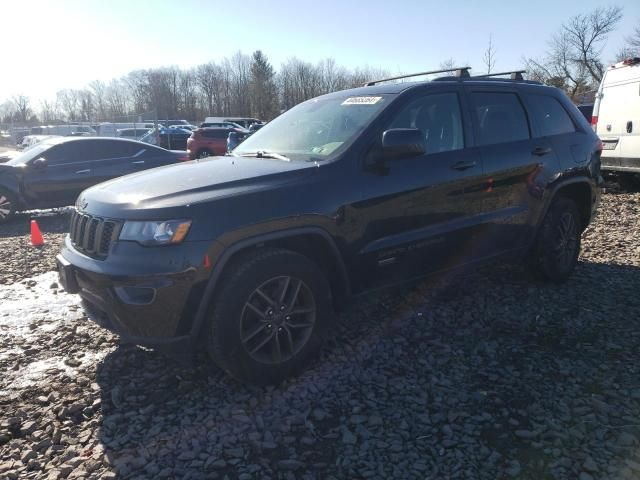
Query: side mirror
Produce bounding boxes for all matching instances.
[32,157,48,168]
[381,128,426,160]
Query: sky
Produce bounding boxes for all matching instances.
[1,0,639,106]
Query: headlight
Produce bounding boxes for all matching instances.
[119,219,192,246]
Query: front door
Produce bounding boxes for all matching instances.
[352,89,485,290]
[22,142,96,208]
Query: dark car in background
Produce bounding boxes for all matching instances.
[577,103,594,122]
[140,127,191,150]
[0,137,188,223]
[186,127,246,159]
[248,122,265,133]
[57,68,602,384]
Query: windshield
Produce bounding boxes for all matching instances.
[233,94,391,161]
[6,138,64,165]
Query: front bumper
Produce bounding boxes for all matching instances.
[57,235,214,353]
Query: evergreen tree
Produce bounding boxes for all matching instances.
[249,51,279,120]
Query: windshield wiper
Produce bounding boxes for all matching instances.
[238,150,290,162]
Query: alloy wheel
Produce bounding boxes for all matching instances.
[0,195,12,219]
[240,275,316,364]
[554,211,578,270]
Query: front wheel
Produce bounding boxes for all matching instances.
[0,189,17,224]
[528,197,581,282]
[206,248,333,384]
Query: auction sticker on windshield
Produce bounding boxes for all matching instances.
[341,96,382,105]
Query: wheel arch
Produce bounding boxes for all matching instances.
[544,178,595,232]
[189,227,350,341]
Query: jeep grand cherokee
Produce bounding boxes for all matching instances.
[57,68,603,384]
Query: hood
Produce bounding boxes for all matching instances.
[0,163,22,174]
[80,155,317,216]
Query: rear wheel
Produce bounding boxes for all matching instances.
[528,197,581,282]
[206,248,333,385]
[0,189,16,224]
[197,149,213,159]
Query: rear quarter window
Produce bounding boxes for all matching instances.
[528,95,576,137]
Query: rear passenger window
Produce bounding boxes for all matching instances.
[472,92,530,145]
[388,92,464,153]
[528,95,575,136]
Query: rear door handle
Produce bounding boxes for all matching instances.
[532,146,552,156]
[451,160,477,171]
[132,160,145,164]
[75,169,91,174]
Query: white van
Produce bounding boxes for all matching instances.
[593,57,640,187]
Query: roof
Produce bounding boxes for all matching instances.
[320,77,547,101]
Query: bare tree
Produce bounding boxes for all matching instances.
[56,89,81,121]
[616,24,640,60]
[439,58,457,70]
[525,6,623,99]
[196,62,220,115]
[39,100,60,123]
[564,6,623,82]
[628,25,640,50]
[12,95,32,123]
[482,34,497,74]
[89,80,108,121]
[0,101,13,124]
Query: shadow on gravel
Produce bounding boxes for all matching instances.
[93,260,640,479]
[0,208,71,239]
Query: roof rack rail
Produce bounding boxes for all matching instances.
[473,70,527,80]
[364,67,471,86]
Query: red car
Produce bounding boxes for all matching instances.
[187,127,245,159]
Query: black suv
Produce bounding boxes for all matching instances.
[57,68,603,384]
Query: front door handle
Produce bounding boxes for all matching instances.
[627,121,633,133]
[132,160,145,164]
[75,169,91,174]
[451,160,477,171]
[532,146,552,156]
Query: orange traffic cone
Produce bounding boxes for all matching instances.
[30,220,44,247]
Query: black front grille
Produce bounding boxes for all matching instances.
[69,210,122,259]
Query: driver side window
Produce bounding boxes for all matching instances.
[388,92,464,154]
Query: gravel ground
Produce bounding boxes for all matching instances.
[0,209,71,285]
[1,186,640,479]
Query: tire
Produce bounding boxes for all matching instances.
[528,197,581,282]
[616,173,640,192]
[206,248,333,385]
[0,189,17,224]
[197,149,213,159]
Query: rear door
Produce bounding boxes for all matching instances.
[524,92,581,173]
[92,140,149,184]
[466,88,545,257]
[22,141,96,207]
[354,88,485,289]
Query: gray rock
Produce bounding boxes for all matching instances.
[342,429,357,445]
[277,459,305,471]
